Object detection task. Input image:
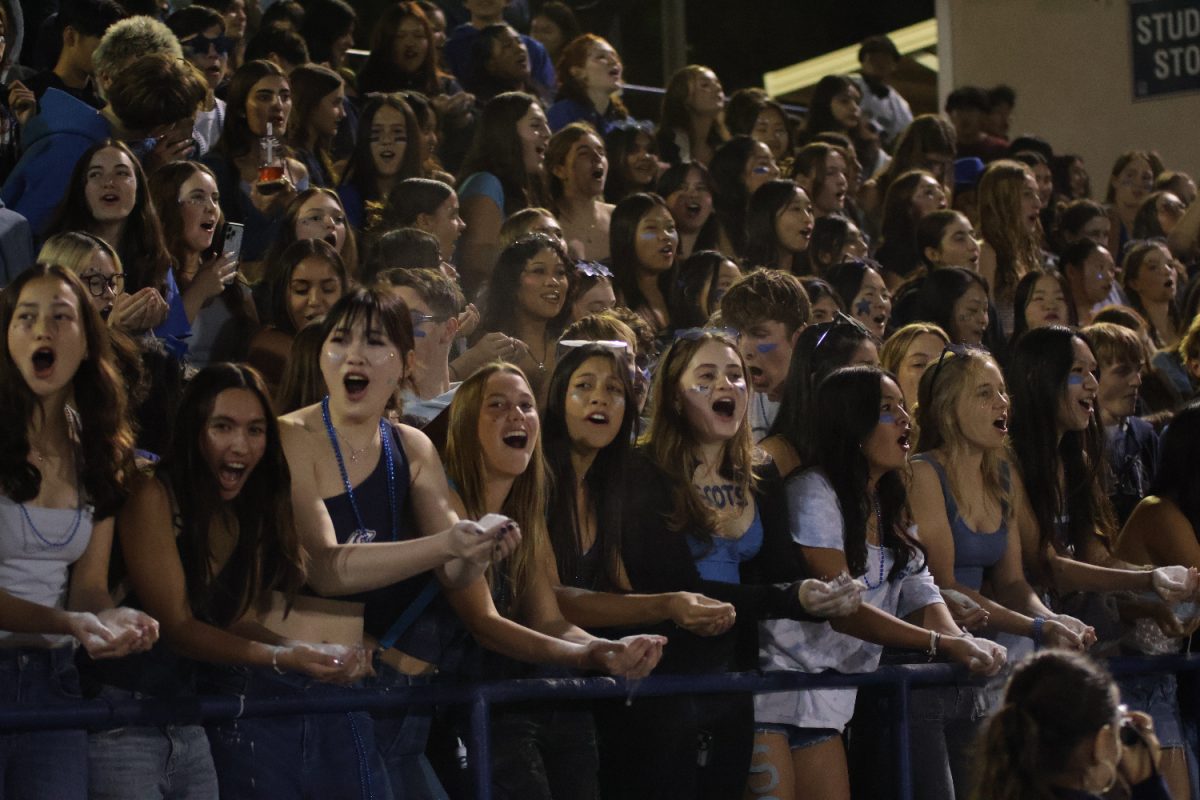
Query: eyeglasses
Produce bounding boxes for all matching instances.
[79,272,125,297]
[673,326,739,342]
[182,33,233,57]
[575,261,613,279]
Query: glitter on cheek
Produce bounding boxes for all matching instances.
[687,384,713,394]
[324,347,347,363]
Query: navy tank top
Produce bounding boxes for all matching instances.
[321,425,426,640]
[913,454,1009,591]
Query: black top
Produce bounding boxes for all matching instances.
[26,70,104,110]
[319,424,436,650]
[619,450,820,673]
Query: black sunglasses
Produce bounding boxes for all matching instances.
[182,33,234,57]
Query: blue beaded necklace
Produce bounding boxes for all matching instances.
[862,493,886,590]
[19,407,85,550]
[321,396,396,544]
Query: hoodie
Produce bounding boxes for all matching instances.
[0,87,111,235]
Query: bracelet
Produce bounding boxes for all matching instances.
[1031,616,1046,649]
[926,630,941,658]
[271,645,285,675]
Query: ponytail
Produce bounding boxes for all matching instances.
[974,704,1057,800]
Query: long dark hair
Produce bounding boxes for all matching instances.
[609,192,676,319]
[44,139,172,296]
[356,2,445,96]
[217,60,290,161]
[260,238,348,335]
[769,316,874,464]
[656,160,718,250]
[744,179,804,271]
[1007,327,1114,572]
[162,364,306,626]
[459,92,545,216]
[809,365,922,578]
[914,266,989,344]
[801,74,859,142]
[669,250,729,329]
[342,93,424,204]
[1008,268,1076,349]
[708,135,760,256]
[476,233,573,339]
[604,122,658,203]
[975,650,1118,800]
[0,265,135,518]
[876,169,936,281]
[543,344,637,590]
[1147,402,1200,534]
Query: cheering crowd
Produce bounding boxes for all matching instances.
[0,0,1199,798]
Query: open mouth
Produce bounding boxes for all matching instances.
[200,220,216,233]
[535,145,547,159]
[270,115,286,127]
[1078,397,1094,416]
[31,347,55,378]
[800,227,813,240]
[685,202,702,215]
[101,192,121,204]
[591,167,605,181]
[217,461,248,492]
[323,233,338,247]
[403,48,420,61]
[993,414,1008,433]
[1044,312,1060,322]
[343,373,369,400]
[873,313,887,327]
[608,67,621,79]
[898,429,911,449]
[659,244,675,258]
[712,397,736,418]
[501,430,528,449]
[541,291,561,304]
[379,149,396,161]
[585,412,609,425]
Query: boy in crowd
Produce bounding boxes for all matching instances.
[1082,322,1158,526]
[720,269,811,442]
[26,0,125,110]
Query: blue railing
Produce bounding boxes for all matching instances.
[3,653,1196,800]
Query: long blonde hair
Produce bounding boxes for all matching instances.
[639,331,758,540]
[38,231,122,277]
[915,347,1009,513]
[980,160,1042,299]
[445,363,548,608]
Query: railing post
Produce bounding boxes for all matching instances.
[470,693,492,800]
[894,677,913,800]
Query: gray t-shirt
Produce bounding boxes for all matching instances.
[0,495,94,646]
[755,468,943,731]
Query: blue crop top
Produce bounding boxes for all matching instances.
[688,503,764,584]
[913,454,1009,591]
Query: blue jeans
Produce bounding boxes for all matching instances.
[0,646,88,800]
[88,686,218,800]
[202,666,392,800]
[366,660,448,800]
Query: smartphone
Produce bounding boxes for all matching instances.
[223,222,245,260]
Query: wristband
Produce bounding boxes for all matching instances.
[926,630,941,658]
[1031,616,1046,649]
[272,646,285,675]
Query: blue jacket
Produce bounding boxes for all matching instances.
[0,198,34,286]
[1,88,111,236]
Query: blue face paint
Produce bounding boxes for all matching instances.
[1067,374,1085,385]
[638,232,659,240]
[755,342,778,353]
[856,299,873,316]
[751,165,772,175]
[879,413,898,424]
[412,329,427,338]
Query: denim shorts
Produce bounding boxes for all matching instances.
[1118,671,1185,748]
[755,722,839,751]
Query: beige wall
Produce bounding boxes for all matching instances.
[937,0,1200,187]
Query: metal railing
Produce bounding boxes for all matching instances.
[3,653,1196,800]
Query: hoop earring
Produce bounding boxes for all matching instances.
[1086,759,1118,794]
